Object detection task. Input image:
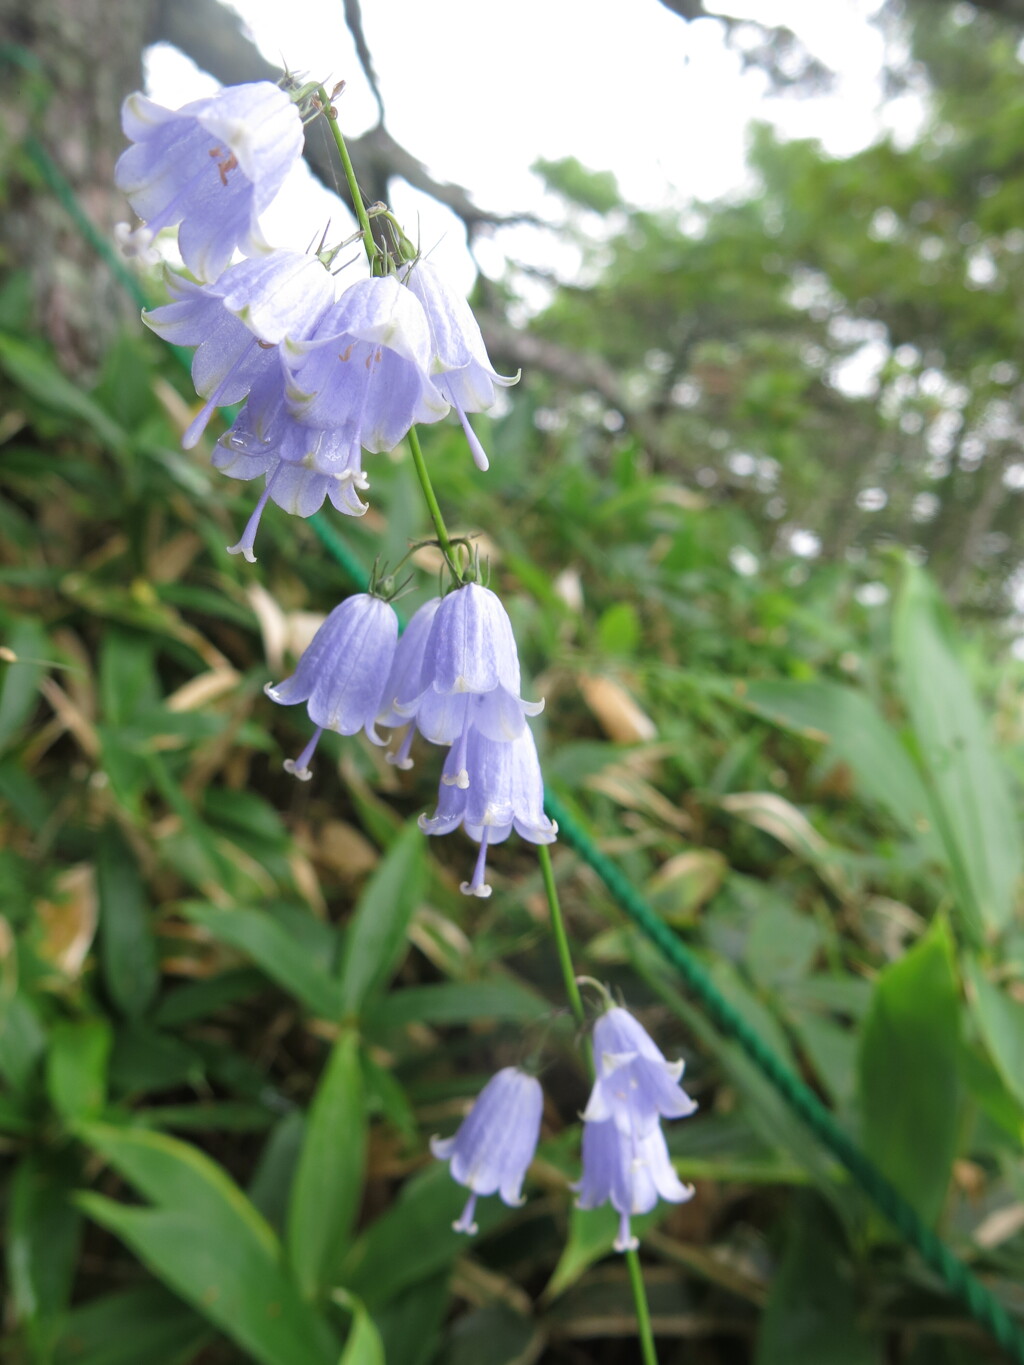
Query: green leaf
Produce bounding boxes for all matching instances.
[0,990,47,1092]
[595,601,640,656]
[0,617,49,752]
[97,824,159,1021]
[858,917,961,1226]
[362,980,548,1038]
[340,1165,509,1310]
[375,1276,448,1365]
[893,562,1021,935]
[77,1123,338,1365]
[46,1018,112,1123]
[739,678,942,858]
[54,1284,210,1365]
[287,1031,366,1301]
[0,332,128,450]
[544,1203,662,1301]
[338,1298,385,1365]
[744,902,822,989]
[964,956,1024,1111]
[180,903,342,1018]
[755,1193,881,1364]
[8,1151,82,1356]
[338,819,425,1016]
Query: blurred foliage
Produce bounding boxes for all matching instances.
[4,2,1024,1364]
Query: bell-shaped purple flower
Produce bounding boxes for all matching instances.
[583,1007,697,1138]
[431,1067,543,1235]
[282,276,449,450]
[419,727,557,897]
[115,81,303,282]
[212,369,369,561]
[402,259,518,471]
[264,593,399,779]
[375,597,443,769]
[575,1118,694,1253]
[395,584,543,774]
[144,251,336,448]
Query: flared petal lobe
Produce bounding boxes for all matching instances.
[265,593,398,739]
[431,1067,543,1233]
[583,1007,697,1136]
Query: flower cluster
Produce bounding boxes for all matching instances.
[118,80,549,891]
[432,1005,696,1249]
[116,81,514,560]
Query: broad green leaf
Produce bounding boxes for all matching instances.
[287,1031,366,1300]
[0,618,50,752]
[0,990,46,1092]
[54,1284,209,1365]
[337,1298,385,1365]
[180,903,342,1018]
[437,1305,539,1365]
[46,1018,112,1123]
[893,562,1021,935]
[338,819,425,1016]
[76,1196,337,1365]
[745,902,822,989]
[375,1276,448,1365]
[964,956,1024,1111]
[77,1123,338,1365]
[97,824,159,1021]
[362,980,548,1038]
[544,1204,662,1301]
[858,917,961,1226]
[340,1165,508,1310]
[8,1151,82,1356]
[739,679,942,858]
[249,1112,307,1232]
[755,1193,881,1364]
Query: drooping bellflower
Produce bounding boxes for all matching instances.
[264,592,399,778]
[282,275,450,451]
[394,582,543,787]
[213,368,370,561]
[431,1067,543,1235]
[575,1117,694,1253]
[583,1006,698,1136]
[402,259,518,471]
[419,728,557,897]
[143,251,336,448]
[115,81,303,282]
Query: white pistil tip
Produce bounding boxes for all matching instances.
[441,770,470,789]
[460,880,492,899]
[226,542,257,563]
[283,759,313,782]
[387,754,414,769]
[452,1217,479,1235]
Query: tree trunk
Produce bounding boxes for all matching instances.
[0,0,156,371]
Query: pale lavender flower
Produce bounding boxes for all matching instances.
[419,728,557,897]
[375,597,443,770]
[431,1067,543,1235]
[583,1007,697,1138]
[282,276,449,450]
[213,369,369,561]
[115,82,303,282]
[395,583,543,783]
[402,258,518,471]
[144,251,335,448]
[575,1118,694,1253]
[264,593,399,779]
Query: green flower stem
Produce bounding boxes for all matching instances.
[626,1246,659,1365]
[407,425,457,572]
[536,843,659,1364]
[537,843,585,1028]
[316,86,380,271]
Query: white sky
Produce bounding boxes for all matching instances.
[144,0,925,294]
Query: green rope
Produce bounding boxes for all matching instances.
[35,111,1024,1363]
